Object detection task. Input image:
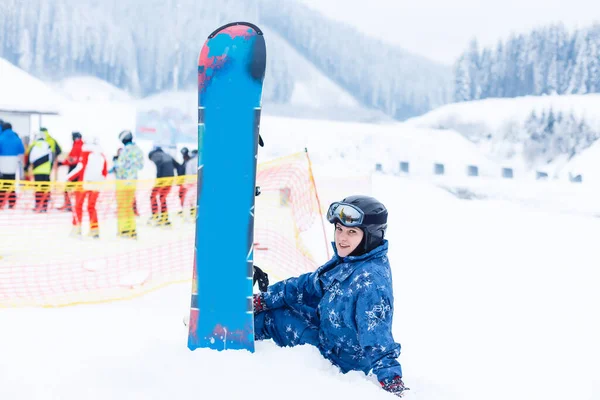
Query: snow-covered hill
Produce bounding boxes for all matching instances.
[0,58,65,114]
[405,94,600,179]
[51,76,134,103]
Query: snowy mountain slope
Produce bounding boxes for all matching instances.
[259,0,452,120]
[51,76,134,103]
[406,94,600,135]
[1,0,451,120]
[404,94,600,176]
[261,27,363,112]
[131,26,390,123]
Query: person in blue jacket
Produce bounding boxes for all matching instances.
[253,195,408,397]
[0,122,26,209]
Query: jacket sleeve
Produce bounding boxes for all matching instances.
[262,271,321,311]
[174,159,183,175]
[355,284,403,382]
[64,141,82,166]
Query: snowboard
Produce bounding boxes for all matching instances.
[187,22,266,352]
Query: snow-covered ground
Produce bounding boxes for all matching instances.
[1,173,599,400]
[2,62,600,400]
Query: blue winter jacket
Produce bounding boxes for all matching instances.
[0,129,25,175]
[261,240,403,381]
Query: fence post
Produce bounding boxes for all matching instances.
[399,161,409,174]
[536,171,548,180]
[467,165,479,177]
[502,168,514,179]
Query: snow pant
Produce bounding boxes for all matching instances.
[254,307,372,376]
[150,185,171,218]
[0,174,17,209]
[59,176,78,211]
[33,174,51,211]
[116,180,137,235]
[178,184,187,207]
[73,190,100,229]
[254,306,319,347]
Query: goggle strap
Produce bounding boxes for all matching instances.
[362,213,387,225]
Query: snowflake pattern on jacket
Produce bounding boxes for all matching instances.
[255,240,402,382]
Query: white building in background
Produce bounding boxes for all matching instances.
[0,58,62,145]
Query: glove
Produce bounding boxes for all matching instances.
[253,265,269,292]
[380,376,409,397]
[253,293,268,314]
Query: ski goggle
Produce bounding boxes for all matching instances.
[326,202,365,227]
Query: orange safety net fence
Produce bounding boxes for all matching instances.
[0,151,327,307]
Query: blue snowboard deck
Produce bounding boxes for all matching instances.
[188,22,266,352]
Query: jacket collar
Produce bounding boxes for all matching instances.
[319,240,388,286]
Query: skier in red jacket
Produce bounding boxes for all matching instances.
[58,132,84,211]
[66,137,108,239]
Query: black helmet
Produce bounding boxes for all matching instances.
[72,131,82,141]
[328,195,388,254]
[118,130,133,144]
[181,147,189,156]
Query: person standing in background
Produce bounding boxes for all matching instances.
[177,147,191,216]
[57,131,84,212]
[67,137,108,239]
[148,146,178,227]
[25,132,53,212]
[0,122,25,209]
[39,127,62,181]
[113,130,144,239]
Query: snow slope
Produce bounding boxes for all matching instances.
[52,76,135,103]
[405,94,600,179]
[405,94,600,135]
[1,173,599,400]
[0,57,65,114]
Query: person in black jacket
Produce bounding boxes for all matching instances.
[148,146,178,226]
[177,147,191,216]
